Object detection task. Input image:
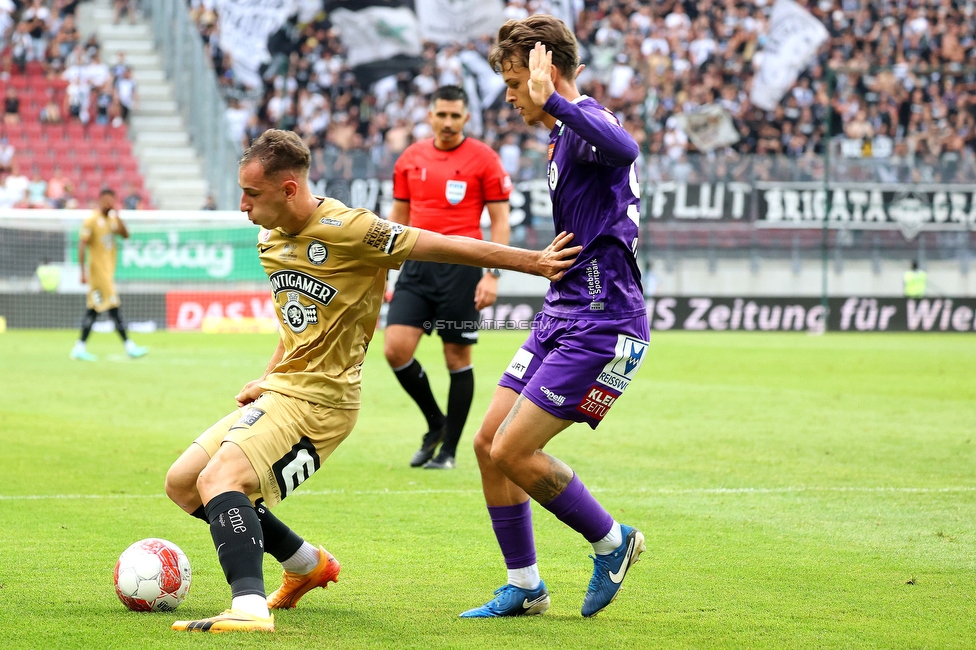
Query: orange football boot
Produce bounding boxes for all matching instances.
[267,546,340,610]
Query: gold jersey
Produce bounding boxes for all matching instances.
[79,210,121,312]
[258,198,420,408]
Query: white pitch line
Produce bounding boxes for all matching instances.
[2,486,976,501]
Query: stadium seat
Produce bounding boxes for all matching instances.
[87,123,110,141]
[46,138,73,155]
[103,173,125,189]
[91,140,116,158]
[64,122,86,141]
[23,122,45,142]
[76,158,99,174]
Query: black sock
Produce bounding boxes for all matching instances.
[439,367,474,458]
[79,309,97,342]
[393,359,444,432]
[108,307,128,341]
[190,505,207,522]
[255,503,304,563]
[205,491,265,598]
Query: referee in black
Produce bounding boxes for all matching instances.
[383,86,512,469]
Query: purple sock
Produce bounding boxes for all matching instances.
[487,501,537,569]
[541,474,614,543]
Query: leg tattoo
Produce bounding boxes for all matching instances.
[528,454,574,504]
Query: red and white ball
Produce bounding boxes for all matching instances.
[114,538,192,612]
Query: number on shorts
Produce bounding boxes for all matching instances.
[272,437,321,499]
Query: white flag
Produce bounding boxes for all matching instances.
[750,0,828,111]
[674,104,740,153]
[329,6,423,68]
[215,0,298,89]
[414,0,505,45]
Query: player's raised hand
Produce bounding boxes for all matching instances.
[537,231,581,281]
[528,41,555,108]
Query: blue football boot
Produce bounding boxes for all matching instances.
[581,524,646,617]
[459,581,550,618]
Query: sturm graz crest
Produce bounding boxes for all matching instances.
[280,291,318,333]
[307,241,328,265]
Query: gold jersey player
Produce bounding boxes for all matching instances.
[70,188,147,361]
[164,129,580,633]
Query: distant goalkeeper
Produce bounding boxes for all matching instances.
[70,187,147,361]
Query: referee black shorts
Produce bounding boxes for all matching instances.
[387,260,483,345]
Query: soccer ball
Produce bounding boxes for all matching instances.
[114,538,192,612]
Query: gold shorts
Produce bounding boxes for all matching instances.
[86,279,120,313]
[194,391,358,508]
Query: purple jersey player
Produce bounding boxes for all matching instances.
[460,16,649,620]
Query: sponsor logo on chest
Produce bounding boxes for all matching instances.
[268,270,338,306]
[446,179,467,205]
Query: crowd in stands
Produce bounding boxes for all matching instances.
[189,0,976,186]
[0,0,143,209]
[4,0,976,208]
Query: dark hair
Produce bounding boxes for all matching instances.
[430,85,468,108]
[239,129,310,177]
[99,187,115,196]
[488,15,579,79]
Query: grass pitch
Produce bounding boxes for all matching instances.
[1,329,974,649]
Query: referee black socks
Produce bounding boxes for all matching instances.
[393,359,445,432]
[441,366,474,458]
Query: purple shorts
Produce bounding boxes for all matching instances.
[498,312,650,429]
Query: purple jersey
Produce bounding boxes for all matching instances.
[541,93,645,320]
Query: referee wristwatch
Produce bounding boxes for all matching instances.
[486,268,502,279]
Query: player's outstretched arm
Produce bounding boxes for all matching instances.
[409,230,580,282]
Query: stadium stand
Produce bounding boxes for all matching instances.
[177,0,975,259]
[186,0,976,184]
[0,0,148,209]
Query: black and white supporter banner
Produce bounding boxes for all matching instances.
[673,104,740,153]
[750,0,828,111]
[215,0,319,88]
[329,2,423,68]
